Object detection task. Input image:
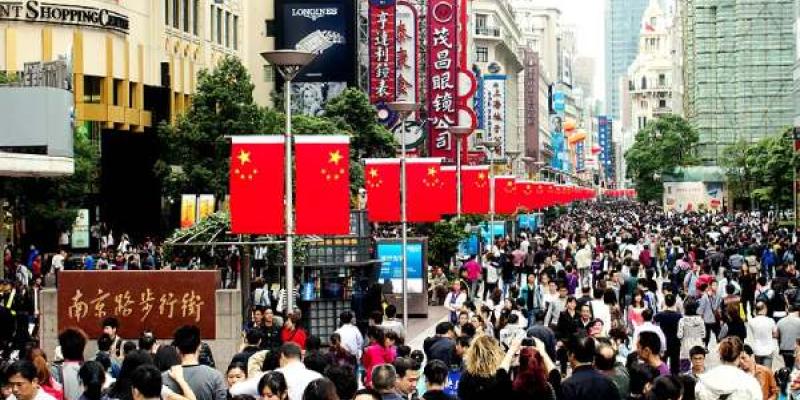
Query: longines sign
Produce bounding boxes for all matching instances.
[0,1,129,34]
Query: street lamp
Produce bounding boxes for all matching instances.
[450,126,473,217]
[386,101,421,330]
[260,50,316,313]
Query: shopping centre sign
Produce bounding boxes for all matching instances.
[0,1,129,34]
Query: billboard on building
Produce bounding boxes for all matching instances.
[523,49,539,159]
[368,0,396,104]
[483,75,506,160]
[663,181,723,213]
[278,0,355,115]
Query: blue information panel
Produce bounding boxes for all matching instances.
[479,222,506,245]
[458,234,480,257]
[377,242,424,293]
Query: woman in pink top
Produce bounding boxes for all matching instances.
[362,326,394,388]
[627,290,647,330]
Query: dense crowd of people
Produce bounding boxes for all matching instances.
[1,201,800,400]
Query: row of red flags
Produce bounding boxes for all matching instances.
[604,189,637,197]
[228,136,597,235]
[364,158,596,223]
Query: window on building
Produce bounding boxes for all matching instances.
[659,99,667,108]
[476,46,488,62]
[225,11,230,47]
[629,80,634,90]
[192,0,199,35]
[210,5,215,41]
[475,14,487,28]
[164,0,169,25]
[658,73,666,86]
[641,76,647,90]
[233,15,238,49]
[182,0,189,32]
[172,0,179,28]
[264,20,275,36]
[216,8,222,44]
[83,76,102,104]
[641,101,648,109]
[263,64,275,82]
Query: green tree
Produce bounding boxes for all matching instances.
[746,128,797,210]
[323,88,397,160]
[153,57,343,198]
[154,56,274,199]
[1,127,99,248]
[721,140,753,209]
[624,115,699,202]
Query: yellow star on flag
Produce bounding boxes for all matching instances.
[427,167,437,176]
[329,150,343,165]
[478,172,486,180]
[237,149,251,165]
[369,168,379,178]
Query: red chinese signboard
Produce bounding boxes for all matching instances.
[369,0,397,104]
[426,0,459,161]
[395,1,418,104]
[58,271,218,339]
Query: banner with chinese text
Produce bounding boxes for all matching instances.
[426,0,459,160]
[368,0,397,104]
[58,271,218,339]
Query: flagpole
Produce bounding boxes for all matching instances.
[261,50,315,315]
[451,127,473,218]
[387,101,420,330]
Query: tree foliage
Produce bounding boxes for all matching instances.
[720,129,797,211]
[154,56,346,200]
[624,115,699,202]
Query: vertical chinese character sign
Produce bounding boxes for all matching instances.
[482,75,506,160]
[427,0,459,160]
[395,1,418,104]
[576,140,585,172]
[369,0,397,104]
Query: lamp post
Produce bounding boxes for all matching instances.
[480,138,502,247]
[387,101,421,330]
[260,50,315,314]
[450,126,473,217]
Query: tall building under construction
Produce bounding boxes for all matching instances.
[682,0,795,164]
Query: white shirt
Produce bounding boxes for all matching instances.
[633,322,667,354]
[380,319,406,339]
[444,291,467,313]
[230,360,322,400]
[334,323,364,358]
[51,254,65,271]
[590,299,611,335]
[748,315,777,356]
[9,389,56,400]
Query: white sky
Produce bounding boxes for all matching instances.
[538,0,607,101]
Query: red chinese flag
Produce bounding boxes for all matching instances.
[294,135,351,235]
[541,182,555,208]
[461,166,490,214]
[230,136,285,234]
[440,166,457,215]
[517,180,535,212]
[407,158,444,222]
[364,158,401,222]
[494,175,518,214]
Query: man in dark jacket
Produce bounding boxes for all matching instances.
[561,336,620,400]
[231,329,261,365]
[423,322,456,367]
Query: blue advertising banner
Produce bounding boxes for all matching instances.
[553,91,565,115]
[479,221,506,245]
[576,140,585,172]
[377,242,423,293]
[551,131,565,170]
[458,234,480,257]
[598,116,612,179]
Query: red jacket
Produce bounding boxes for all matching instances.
[280,326,307,349]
